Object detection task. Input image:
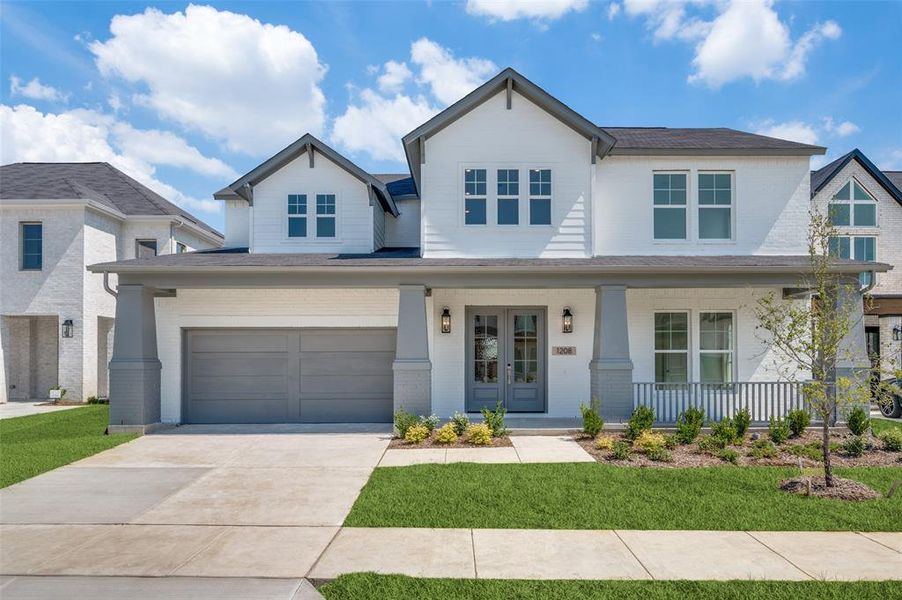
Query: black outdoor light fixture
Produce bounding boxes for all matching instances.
[61,319,74,338]
[441,307,452,334]
[894,325,902,342]
[562,307,573,334]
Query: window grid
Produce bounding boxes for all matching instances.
[698,172,732,240]
[654,312,689,386]
[316,193,336,238]
[287,194,307,238]
[699,312,734,384]
[653,173,687,240]
[528,169,551,225]
[497,169,519,225]
[829,179,876,227]
[830,235,877,286]
[20,222,42,270]
[465,169,487,225]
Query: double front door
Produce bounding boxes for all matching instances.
[466,307,546,413]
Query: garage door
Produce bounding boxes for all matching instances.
[183,328,395,423]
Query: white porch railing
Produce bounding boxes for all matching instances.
[633,381,808,424]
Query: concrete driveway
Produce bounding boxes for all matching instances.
[0,425,392,599]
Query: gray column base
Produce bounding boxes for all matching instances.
[109,359,162,428]
[393,360,432,417]
[589,359,634,423]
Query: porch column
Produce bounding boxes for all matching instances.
[108,284,161,433]
[393,284,432,416]
[590,285,634,422]
[834,283,870,423]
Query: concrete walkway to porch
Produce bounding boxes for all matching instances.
[0,400,80,419]
[379,435,594,466]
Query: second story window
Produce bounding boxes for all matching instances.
[316,194,336,238]
[136,239,157,258]
[698,173,732,240]
[288,194,307,237]
[464,168,487,225]
[528,169,551,225]
[497,169,519,225]
[20,222,42,271]
[830,235,876,286]
[829,179,876,227]
[653,173,686,240]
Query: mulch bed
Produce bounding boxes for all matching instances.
[780,476,881,501]
[388,434,513,449]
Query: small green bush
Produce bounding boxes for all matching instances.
[733,408,751,439]
[846,406,870,436]
[842,435,865,457]
[748,439,779,459]
[675,406,704,444]
[420,414,439,433]
[768,417,790,444]
[450,412,470,436]
[434,423,458,444]
[663,433,679,450]
[718,448,739,464]
[786,441,823,462]
[710,418,738,445]
[465,423,493,446]
[626,406,655,440]
[393,408,419,438]
[646,447,673,462]
[697,434,727,454]
[611,440,631,460]
[579,402,604,437]
[878,428,902,452]
[404,423,429,444]
[86,396,108,405]
[786,409,811,437]
[481,401,509,437]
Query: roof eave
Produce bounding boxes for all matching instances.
[609,147,827,157]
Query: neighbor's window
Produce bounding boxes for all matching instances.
[699,312,734,384]
[829,179,876,227]
[20,222,42,270]
[528,169,551,225]
[497,168,519,225]
[698,172,733,240]
[830,235,876,286]
[175,242,188,254]
[654,312,689,385]
[316,194,336,238]
[288,194,307,238]
[135,239,157,258]
[464,169,487,225]
[653,173,687,240]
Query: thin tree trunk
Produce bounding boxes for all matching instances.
[822,420,834,487]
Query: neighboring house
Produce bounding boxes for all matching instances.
[811,149,902,369]
[0,162,223,403]
[88,69,884,431]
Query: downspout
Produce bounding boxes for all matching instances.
[103,271,118,299]
[171,218,185,253]
[860,271,877,294]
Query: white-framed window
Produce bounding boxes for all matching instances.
[698,172,733,240]
[497,168,519,225]
[654,311,689,385]
[288,194,307,238]
[699,312,734,384]
[528,168,552,225]
[315,193,336,238]
[175,242,188,254]
[829,178,876,227]
[19,222,42,271]
[829,235,876,286]
[464,168,487,225]
[653,173,687,240]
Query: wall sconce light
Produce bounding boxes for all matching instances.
[441,307,452,334]
[562,307,573,334]
[894,325,902,342]
[61,319,74,338]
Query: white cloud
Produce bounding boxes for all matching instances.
[377,61,413,94]
[410,38,497,106]
[622,0,712,42]
[591,32,603,42]
[89,5,327,156]
[822,117,860,138]
[877,149,902,172]
[607,2,621,20]
[9,76,69,102]
[753,119,820,145]
[465,0,588,23]
[0,104,229,213]
[107,92,123,113]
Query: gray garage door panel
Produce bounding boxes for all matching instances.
[184,328,395,424]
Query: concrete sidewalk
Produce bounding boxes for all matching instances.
[379,435,594,466]
[0,400,80,419]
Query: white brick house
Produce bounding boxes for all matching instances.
[0,162,222,403]
[87,69,885,431]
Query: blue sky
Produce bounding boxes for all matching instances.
[2,0,900,231]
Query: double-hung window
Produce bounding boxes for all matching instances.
[497,169,519,225]
[20,222,42,270]
[654,312,689,386]
[288,194,307,238]
[699,312,734,384]
[698,173,733,240]
[316,194,336,238]
[464,169,487,225]
[528,169,552,225]
[830,235,876,286]
[829,179,876,227]
[653,173,687,240]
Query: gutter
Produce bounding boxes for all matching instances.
[103,272,118,298]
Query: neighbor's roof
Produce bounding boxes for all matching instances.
[885,171,902,191]
[603,127,826,156]
[0,162,222,238]
[810,149,902,206]
[375,174,418,199]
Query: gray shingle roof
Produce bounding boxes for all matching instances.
[375,174,417,199]
[603,127,826,154]
[0,162,222,238]
[883,171,902,191]
[809,149,902,206]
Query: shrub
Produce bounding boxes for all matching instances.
[787,441,823,462]
[697,434,727,454]
[718,448,740,464]
[733,408,751,439]
[633,430,666,452]
[611,440,631,460]
[675,406,704,444]
[393,408,419,438]
[626,406,655,440]
[646,447,673,462]
[878,429,902,452]
[434,423,458,444]
[595,435,615,450]
[420,414,440,433]
[842,435,865,457]
[710,418,738,445]
[86,396,108,405]
[481,401,509,437]
[404,424,429,444]
[847,406,870,436]
[786,409,811,437]
[768,417,790,445]
[579,402,604,437]
[748,439,779,459]
[466,423,493,446]
[450,412,470,436]
[663,433,679,450]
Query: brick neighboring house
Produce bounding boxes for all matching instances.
[0,162,223,403]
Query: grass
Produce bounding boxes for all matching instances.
[318,574,902,600]
[345,463,902,531]
[0,405,137,488]
[872,418,902,436]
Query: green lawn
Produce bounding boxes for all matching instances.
[345,463,902,531]
[0,406,137,488]
[872,418,902,436]
[318,574,902,600]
